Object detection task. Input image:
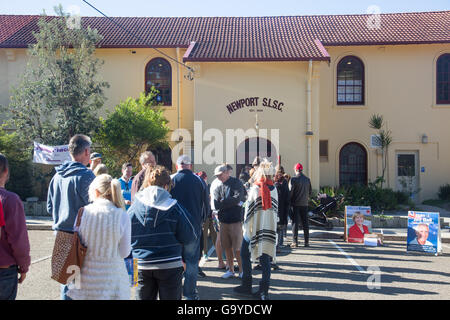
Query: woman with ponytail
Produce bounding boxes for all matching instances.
[67,174,131,300]
[234,159,278,300]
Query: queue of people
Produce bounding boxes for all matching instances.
[0,133,313,301]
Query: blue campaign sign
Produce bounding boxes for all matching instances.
[407,211,441,255]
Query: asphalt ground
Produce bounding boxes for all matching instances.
[16,229,450,300]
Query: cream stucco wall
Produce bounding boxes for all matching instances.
[2,42,450,200]
[191,61,321,189]
[319,44,450,201]
[0,47,195,152]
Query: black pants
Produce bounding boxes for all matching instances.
[136,267,184,300]
[292,206,309,244]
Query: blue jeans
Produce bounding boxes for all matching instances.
[182,237,200,300]
[241,238,271,294]
[0,266,18,300]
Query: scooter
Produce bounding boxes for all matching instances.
[307,194,344,230]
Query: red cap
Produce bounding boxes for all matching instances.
[196,171,207,180]
[294,163,303,171]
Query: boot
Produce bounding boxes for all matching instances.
[233,277,252,297]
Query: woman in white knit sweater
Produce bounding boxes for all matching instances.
[67,174,131,300]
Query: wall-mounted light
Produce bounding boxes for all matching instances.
[421,134,428,144]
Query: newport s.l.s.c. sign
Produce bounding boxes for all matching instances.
[225,97,284,114]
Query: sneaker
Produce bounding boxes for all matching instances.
[253,264,262,271]
[260,292,270,300]
[221,270,236,279]
[252,290,269,300]
[290,242,298,248]
[233,284,253,297]
[304,242,310,247]
[203,254,209,261]
[198,267,207,278]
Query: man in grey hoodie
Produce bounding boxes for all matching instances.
[47,134,96,299]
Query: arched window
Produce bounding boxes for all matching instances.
[437,54,450,104]
[145,58,172,106]
[337,56,364,105]
[339,142,367,186]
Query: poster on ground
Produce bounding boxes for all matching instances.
[33,142,71,165]
[345,206,372,243]
[407,211,441,255]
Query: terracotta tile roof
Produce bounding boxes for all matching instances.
[0,11,449,61]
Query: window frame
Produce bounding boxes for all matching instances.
[336,56,365,106]
[436,53,450,105]
[145,57,172,106]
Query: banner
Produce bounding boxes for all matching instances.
[33,142,71,165]
[407,211,441,255]
[345,206,372,243]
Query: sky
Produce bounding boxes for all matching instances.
[0,0,449,17]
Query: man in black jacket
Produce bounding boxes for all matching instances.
[213,164,245,279]
[170,155,208,300]
[288,163,312,247]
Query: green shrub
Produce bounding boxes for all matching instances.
[0,129,33,200]
[322,184,402,212]
[394,190,410,205]
[438,184,450,200]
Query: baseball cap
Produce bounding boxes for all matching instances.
[196,171,207,180]
[294,163,303,171]
[90,152,102,160]
[176,155,191,166]
[214,164,228,176]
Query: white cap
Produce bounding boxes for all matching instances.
[176,155,191,166]
[214,164,228,176]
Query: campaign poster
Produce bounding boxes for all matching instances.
[345,206,372,243]
[33,142,71,165]
[124,258,138,287]
[407,211,441,255]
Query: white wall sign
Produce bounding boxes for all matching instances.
[33,142,71,165]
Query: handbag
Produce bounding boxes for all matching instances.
[51,207,87,285]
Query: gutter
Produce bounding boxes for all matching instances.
[306,59,313,178]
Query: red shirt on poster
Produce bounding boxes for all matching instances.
[348,224,370,243]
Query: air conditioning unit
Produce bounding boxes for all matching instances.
[370,134,382,148]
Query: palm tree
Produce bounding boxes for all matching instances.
[369,114,392,188]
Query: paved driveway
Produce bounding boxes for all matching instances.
[16,230,450,300]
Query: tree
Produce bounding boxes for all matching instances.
[0,128,33,200]
[369,114,393,188]
[3,5,109,146]
[94,91,170,177]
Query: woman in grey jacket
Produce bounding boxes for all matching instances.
[128,166,197,300]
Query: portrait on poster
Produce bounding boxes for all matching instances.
[345,206,372,243]
[407,211,441,255]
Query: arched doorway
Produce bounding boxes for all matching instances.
[339,142,367,186]
[235,137,278,177]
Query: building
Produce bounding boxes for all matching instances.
[0,11,449,201]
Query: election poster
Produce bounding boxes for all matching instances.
[124,257,138,287]
[345,206,372,243]
[33,142,71,165]
[407,211,441,255]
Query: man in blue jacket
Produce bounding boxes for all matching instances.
[47,134,95,299]
[170,155,208,300]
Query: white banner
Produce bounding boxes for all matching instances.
[33,142,71,165]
